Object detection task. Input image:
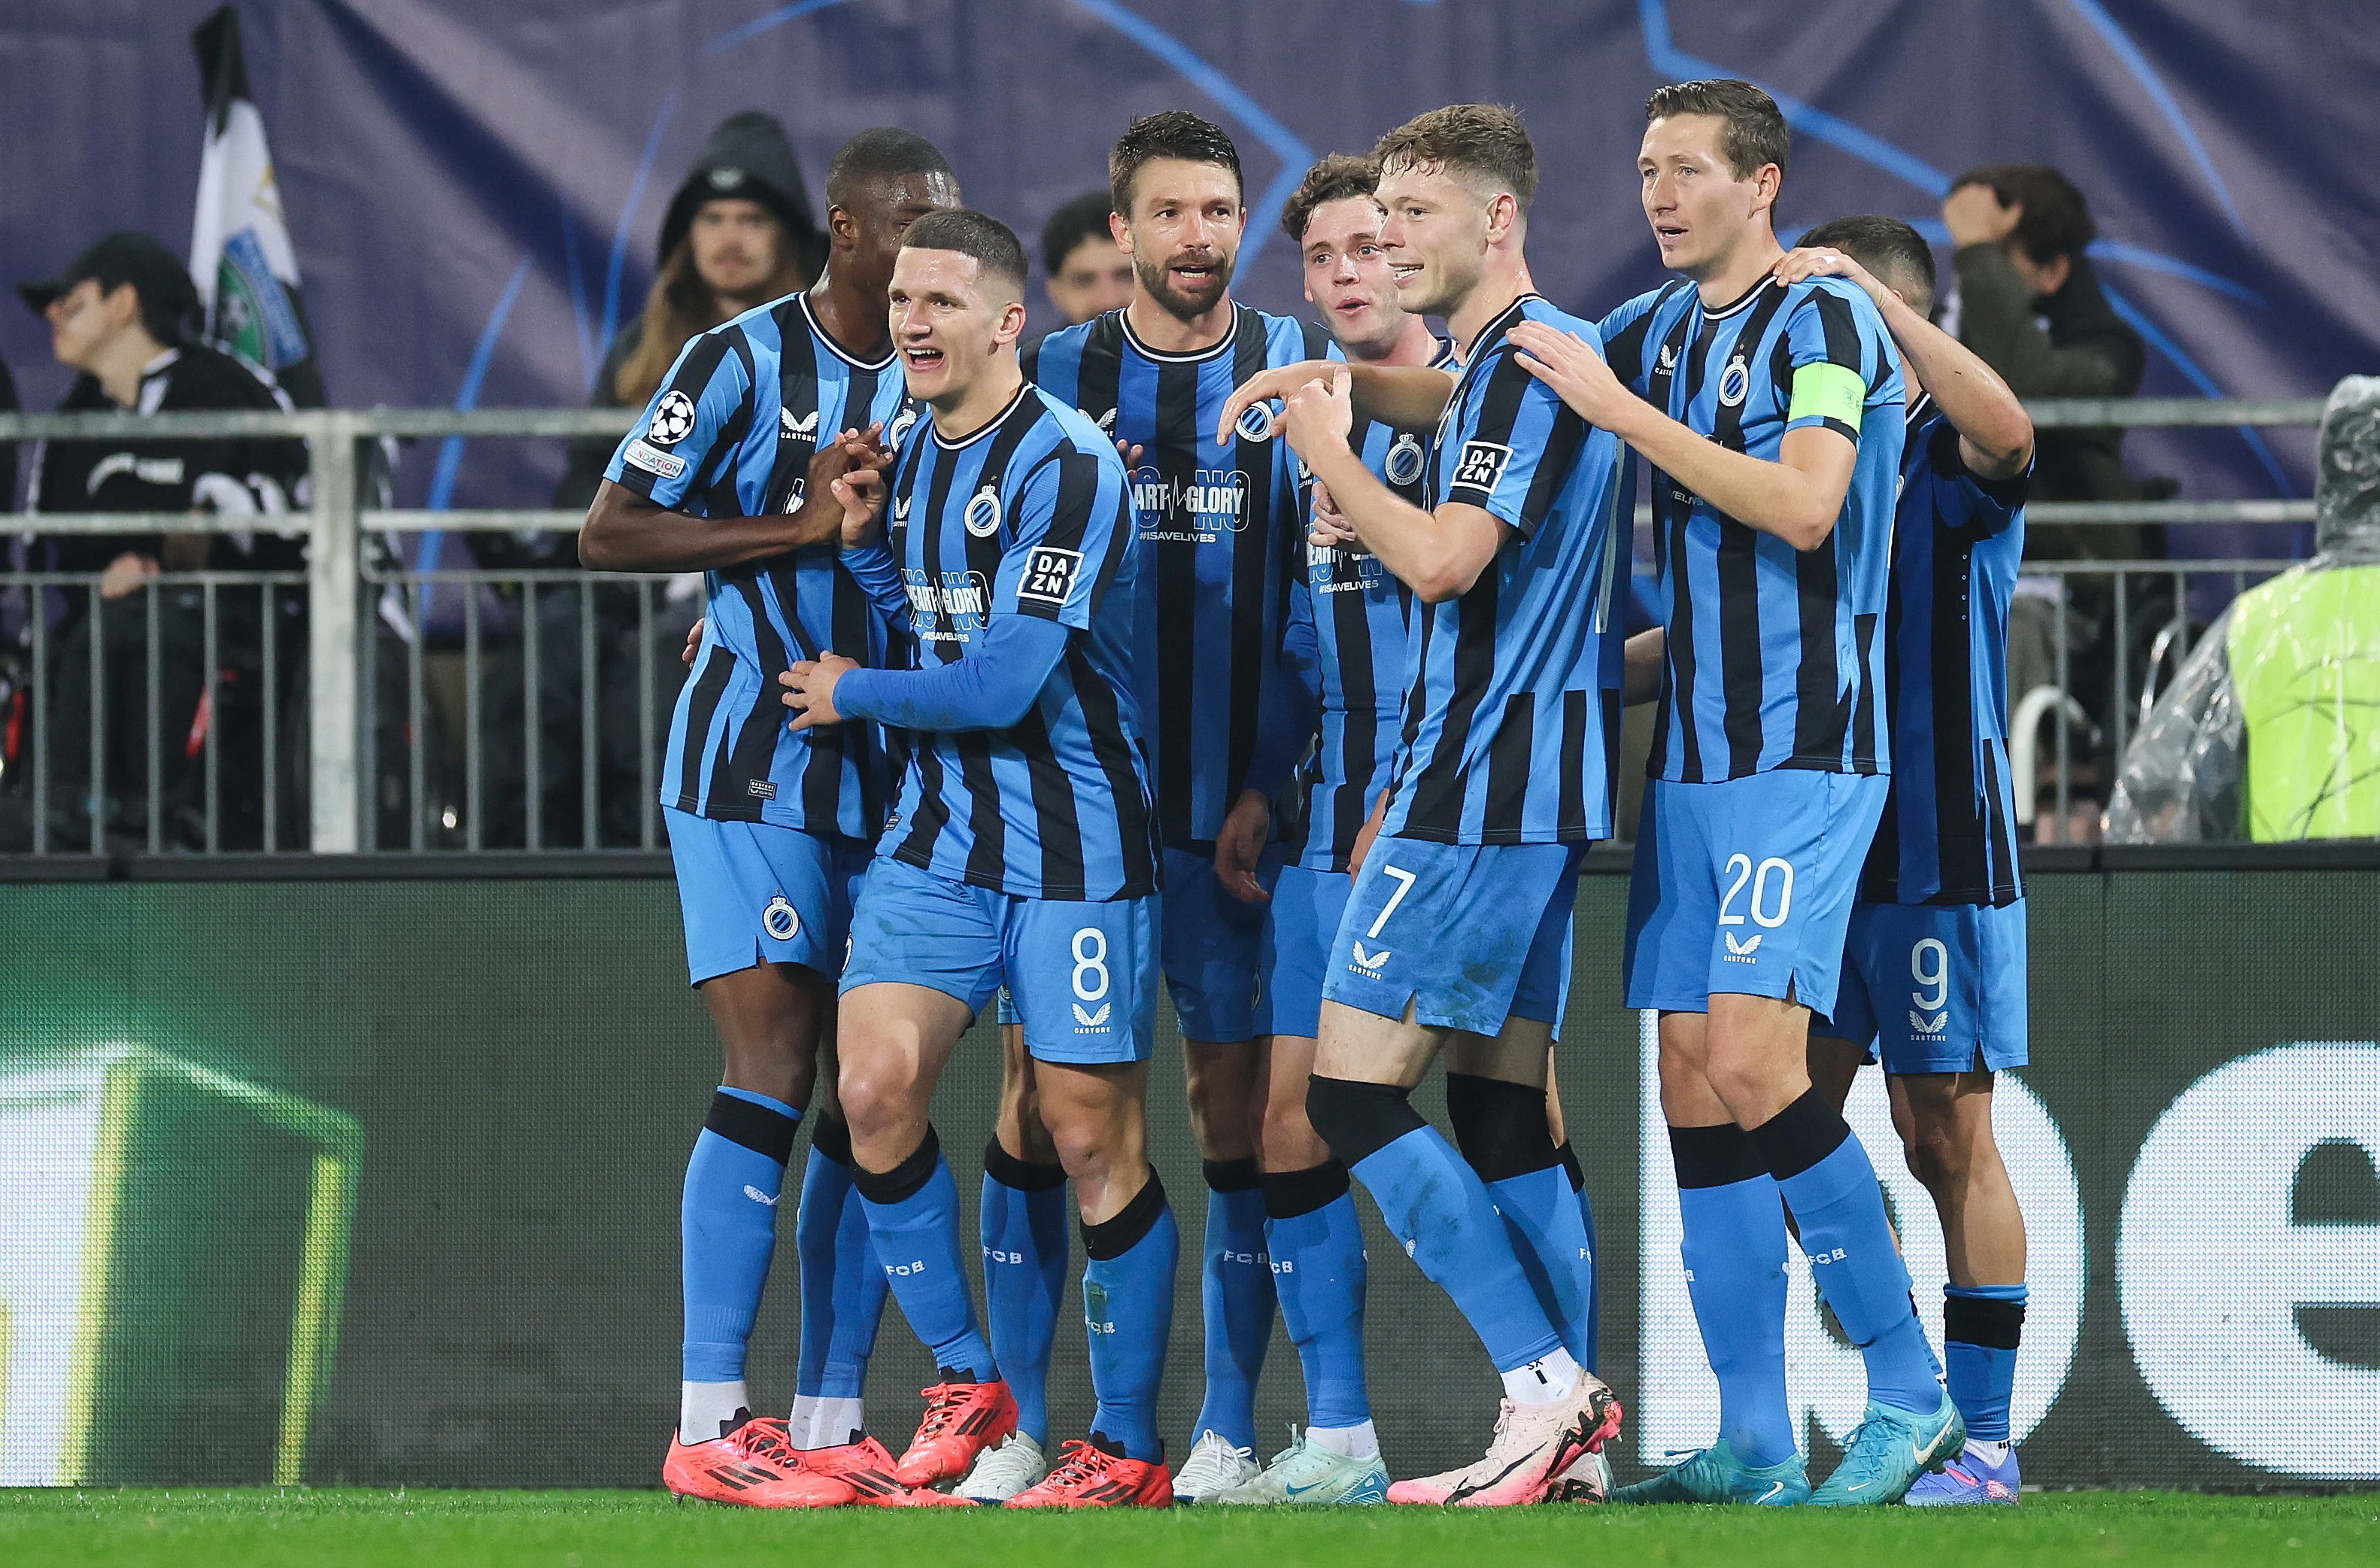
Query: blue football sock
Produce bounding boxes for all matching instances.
[1192,1158,1273,1451]
[1944,1284,2026,1442]
[852,1127,994,1381]
[682,1087,799,1384]
[793,1114,887,1404]
[1343,1124,1563,1372]
[1483,1163,1598,1369]
[1082,1171,1178,1463]
[1264,1162,1371,1430]
[1670,1123,1796,1469]
[981,1139,1069,1445]
[1751,1089,1940,1414]
[1559,1141,1602,1369]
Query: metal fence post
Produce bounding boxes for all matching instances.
[308,410,362,852]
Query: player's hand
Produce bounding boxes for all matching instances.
[1279,367,1355,469]
[1773,246,1898,311]
[681,617,706,668]
[1943,182,2022,248]
[830,465,889,548]
[1114,437,1145,469]
[1347,795,1386,879]
[1509,321,1631,430]
[780,652,860,731]
[1308,480,1358,549]
[1214,789,1273,904]
[1215,359,1340,447]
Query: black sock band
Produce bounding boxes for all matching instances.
[851,1124,940,1205]
[1667,1121,1768,1189]
[1945,1293,2027,1351]
[706,1090,799,1165]
[1202,1156,1263,1193]
[1747,1087,1853,1181]
[1556,1141,1586,1193]
[984,1137,1067,1192]
[809,1110,854,1168]
[1305,1075,1426,1168]
[1445,1072,1561,1183]
[1081,1169,1168,1260]
[1262,1160,1351,1219]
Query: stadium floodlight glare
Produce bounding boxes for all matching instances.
[0,1045,361,1487]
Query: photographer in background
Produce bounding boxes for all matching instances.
[1944,164,2157,839]
[8,232,305,850]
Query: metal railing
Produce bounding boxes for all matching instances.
[0,395,2333,855]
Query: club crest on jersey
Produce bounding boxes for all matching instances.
[1017,545,1085,609]
[1234,401,1277,442]
[763,895,800,941]
[1718,357,1751,408]
[963,484,1003,537]
[888,407,919,447]
[1453,439,1513,493]
[903,567,993,640]
[780,406,818,439]
[647,390,697,445]
[1383,433,1426,486]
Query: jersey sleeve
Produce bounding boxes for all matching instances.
[603,329,756,510]
[840,536,913,627]
[1594,287,1667,395]
[1927,418,2029,539]
[1442,339,1592,538]
[994,445,1128,630]
[1781,284,1892,446]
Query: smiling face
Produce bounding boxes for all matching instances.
[1638,114,1777,281]
[1374,160,1493,320]
[1301,193,1410,357]
[1116,157,1243,322]
[888,246,1024,409]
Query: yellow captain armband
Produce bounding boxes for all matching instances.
[1788,360,1866,433]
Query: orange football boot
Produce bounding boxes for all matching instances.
[1006,1436,1173,1509]
[663,1416,834,1506]
[891,1376,1018,1487]
[791,1434,973,1507]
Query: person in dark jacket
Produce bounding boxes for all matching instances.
[11,231,307,849]
[1944,166,2155,834]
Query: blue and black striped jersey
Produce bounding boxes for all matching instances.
[1380,296,1630,846]
[606,290,912,837]
[1025,305,1331,850]
[1598,275,1905,783]
[864,384,1155,901]
[1280,339,1458,870]
[1862,400,2029,907]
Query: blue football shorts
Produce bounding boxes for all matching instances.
[1161,842,1283,1045]
[1815,898,2030,1074]
[1254,862,1352,1041]
[1319,838,1580,1038]
[665,807,870,987]
[839,855,1159,1065]
[1622,771,1890,1016]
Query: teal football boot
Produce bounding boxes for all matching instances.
[1610,1440,1810,1505]
[1807,1390,1966,1506]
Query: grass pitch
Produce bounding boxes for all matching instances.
[5,1487,2375,1567]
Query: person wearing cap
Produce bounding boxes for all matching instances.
[10,230,306,849]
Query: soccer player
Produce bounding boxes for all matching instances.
[779,205,1176,1509]
[1040,190,1137,327]
[1510,81,1953,1506]
[1780,216,2035,1507]
[580,128,961,1508]
[1021,111,1329,1502]
[1226,104,1629,1507]
[1199,153,1450,1508]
